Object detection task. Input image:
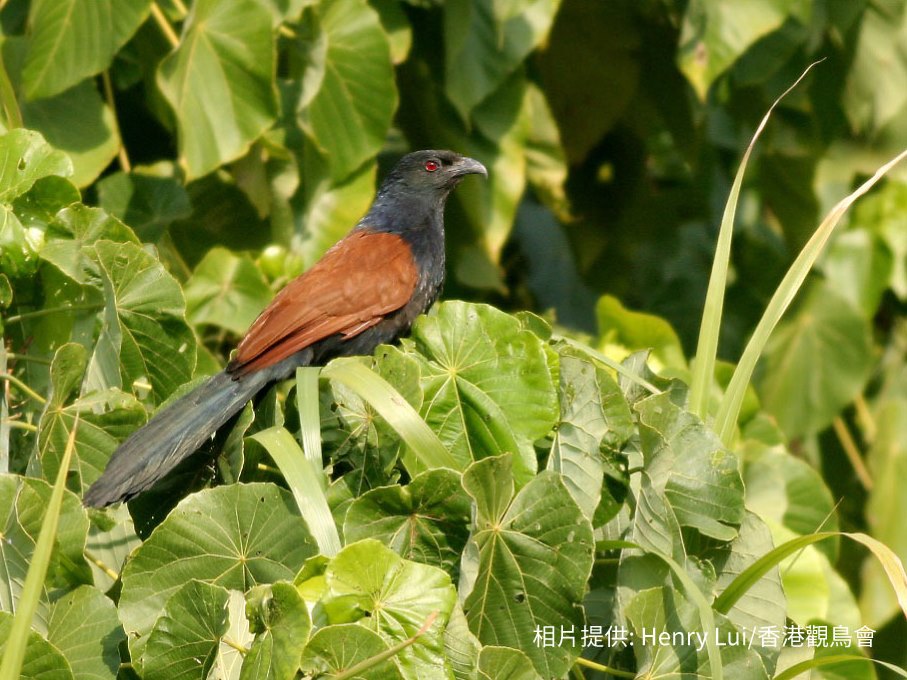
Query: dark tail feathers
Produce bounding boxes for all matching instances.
[83,368,275,507]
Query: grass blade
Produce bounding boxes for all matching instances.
[689,62,822,419]
[321,358,458,470]
[714,147,907,445]
[0,414,79,679]
[714,531,907,619]
[250,426,342,557]
[296,366,324,472]
[599,540,723,680]
[774,655,907,680]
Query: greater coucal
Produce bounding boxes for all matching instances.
[83,150,486,507]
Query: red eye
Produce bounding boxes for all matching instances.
[424,160,439,172]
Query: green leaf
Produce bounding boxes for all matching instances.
[0,417,86,679]
[756,282,874,438]
[461,454,594,678]
[710,512,785,672]
[596,294,686,370]
[843,0,907,134]
[296,0,397,181]
[118,483,315,668]
[184,246,272,335]
[742,429,839,560]
[823,228,894,316]
[478,646,542,680]
[321,539,457,679]
[85,239,196,403]
[250,425,342,557]
[85,503,142,592]
[23,0,152,100]
[241,581,311,680]
[0,474,91,615]
[625,588,764,679]
[20,77,119,188]
[636,391,745,541]
[157,0,278,180]
[678,0,813,98]
[294,144,377,267]
[143,580,231,680]
[300,624,402,680]
[96,169,192,242]
[0,128,72,203]
[323,356,457,473]
[38,387,146,496]
[343,469,472,576]
[861,399,907,626]
[547,343,633,519]
[535,0,639,164]
[714,144,907,446]
[0,611,75,680]
[46,585,125,680]
[443,0,560,121]
[40,204,138,285]
[396,301,559,484]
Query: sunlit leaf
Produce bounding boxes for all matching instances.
[23,0,152,100]
[46,585,125,679]
[757,282,873,438]
[462,454,594,678]
[321,539,457,679]
[184,246,272,335]
[118,483,315,668]
[344,469,471,576]
[242,581,311,680]
[296,0,397,181]
[157,0,277,179]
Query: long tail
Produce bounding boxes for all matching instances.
[83,368,276,507]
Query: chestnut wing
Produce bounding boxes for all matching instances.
[230,230,418,373]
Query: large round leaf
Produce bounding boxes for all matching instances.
[23,0,152,100]
[118,483,315,666]
[320,539,457,680]
[393,301,558,484]
[46,585,125,679]
[157,0,277,179]
[343,469,471,577]
[461,455,594,678]
[296,0,397,181]
[757,282,874,438]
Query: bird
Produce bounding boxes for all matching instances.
[83,150,487,507]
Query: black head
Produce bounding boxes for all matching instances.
[377,150,487,201]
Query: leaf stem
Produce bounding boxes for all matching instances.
[5,303,103,324]
[5,353,51,365]
[0,47,22,129]
[83,548,119,581]
[150,2,181,49]
[574,657,635,678]
[101,71,131,173]
[333,611,438,680]
[2,419,37,432]
[0,373,46,404]
[853,394,876,443]
[832,416,873,490]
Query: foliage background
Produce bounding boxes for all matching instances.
[2,0,907,677]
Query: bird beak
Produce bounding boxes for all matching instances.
[453,156,488,179]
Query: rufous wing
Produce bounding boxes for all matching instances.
[230,230,418,374]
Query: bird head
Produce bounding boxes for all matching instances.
[379,150,488,198]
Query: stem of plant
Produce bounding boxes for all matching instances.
[5,303,103,325]
[150,2,181,49]
[832,416,872,490]
[0,373,46,405]
[101,71,131,173]
[574,657,635,678]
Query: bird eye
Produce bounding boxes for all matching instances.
[424,160,439,172]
